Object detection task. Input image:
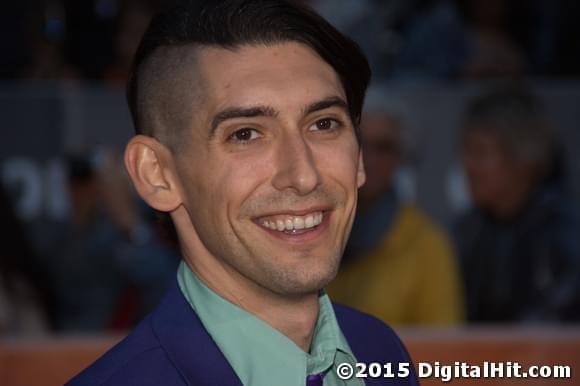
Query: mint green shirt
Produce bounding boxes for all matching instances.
[177,262,364,386]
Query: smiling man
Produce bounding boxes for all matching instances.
[68,1,418,385]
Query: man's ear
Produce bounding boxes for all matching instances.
[357,150,366,188]
[124,135,182,212]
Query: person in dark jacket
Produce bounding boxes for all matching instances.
[68,1,419,385]
[456,86,580,323]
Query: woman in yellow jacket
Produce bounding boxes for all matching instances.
[328,200,464,325]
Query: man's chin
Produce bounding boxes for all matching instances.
[264,263,340,298]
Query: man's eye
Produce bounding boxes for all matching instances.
[228,128,261,143]
[310,118,340,131]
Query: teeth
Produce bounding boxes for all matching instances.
[276,220,285,231]
[260,212,323,232]
[293,217,305,229]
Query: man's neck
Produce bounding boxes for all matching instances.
[186,257,320,352]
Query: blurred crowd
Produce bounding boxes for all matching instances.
[2,0,580,82]
[1,0,580,336]
[329,85,580,325]
[0,151,180,334]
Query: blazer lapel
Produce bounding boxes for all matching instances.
[150,280,242,386]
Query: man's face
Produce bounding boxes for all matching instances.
[171,42,365,297]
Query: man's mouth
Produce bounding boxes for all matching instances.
[257,211,324,234]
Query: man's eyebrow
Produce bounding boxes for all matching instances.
[303,96,349,116]
[208,96,348,138]
[210,105,278,137]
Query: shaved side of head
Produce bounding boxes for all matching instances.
[134,46,206,149]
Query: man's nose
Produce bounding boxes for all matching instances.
[271,133,321,195]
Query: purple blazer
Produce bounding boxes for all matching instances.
[67,280,419,385]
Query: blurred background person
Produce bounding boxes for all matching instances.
[37,151,179,331]
[309,0,413,78]
[391,0,470,80]
[43,153,129,331]
[103,0,155,85]
[455,86,580,323]
[327,87,465,326]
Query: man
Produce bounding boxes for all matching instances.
[456,86,580,322]
[328,90,464,325]
[68,1,418,385]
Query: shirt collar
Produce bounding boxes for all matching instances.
[177,261,355,386]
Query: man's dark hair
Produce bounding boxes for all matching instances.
[127,0,371,145]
